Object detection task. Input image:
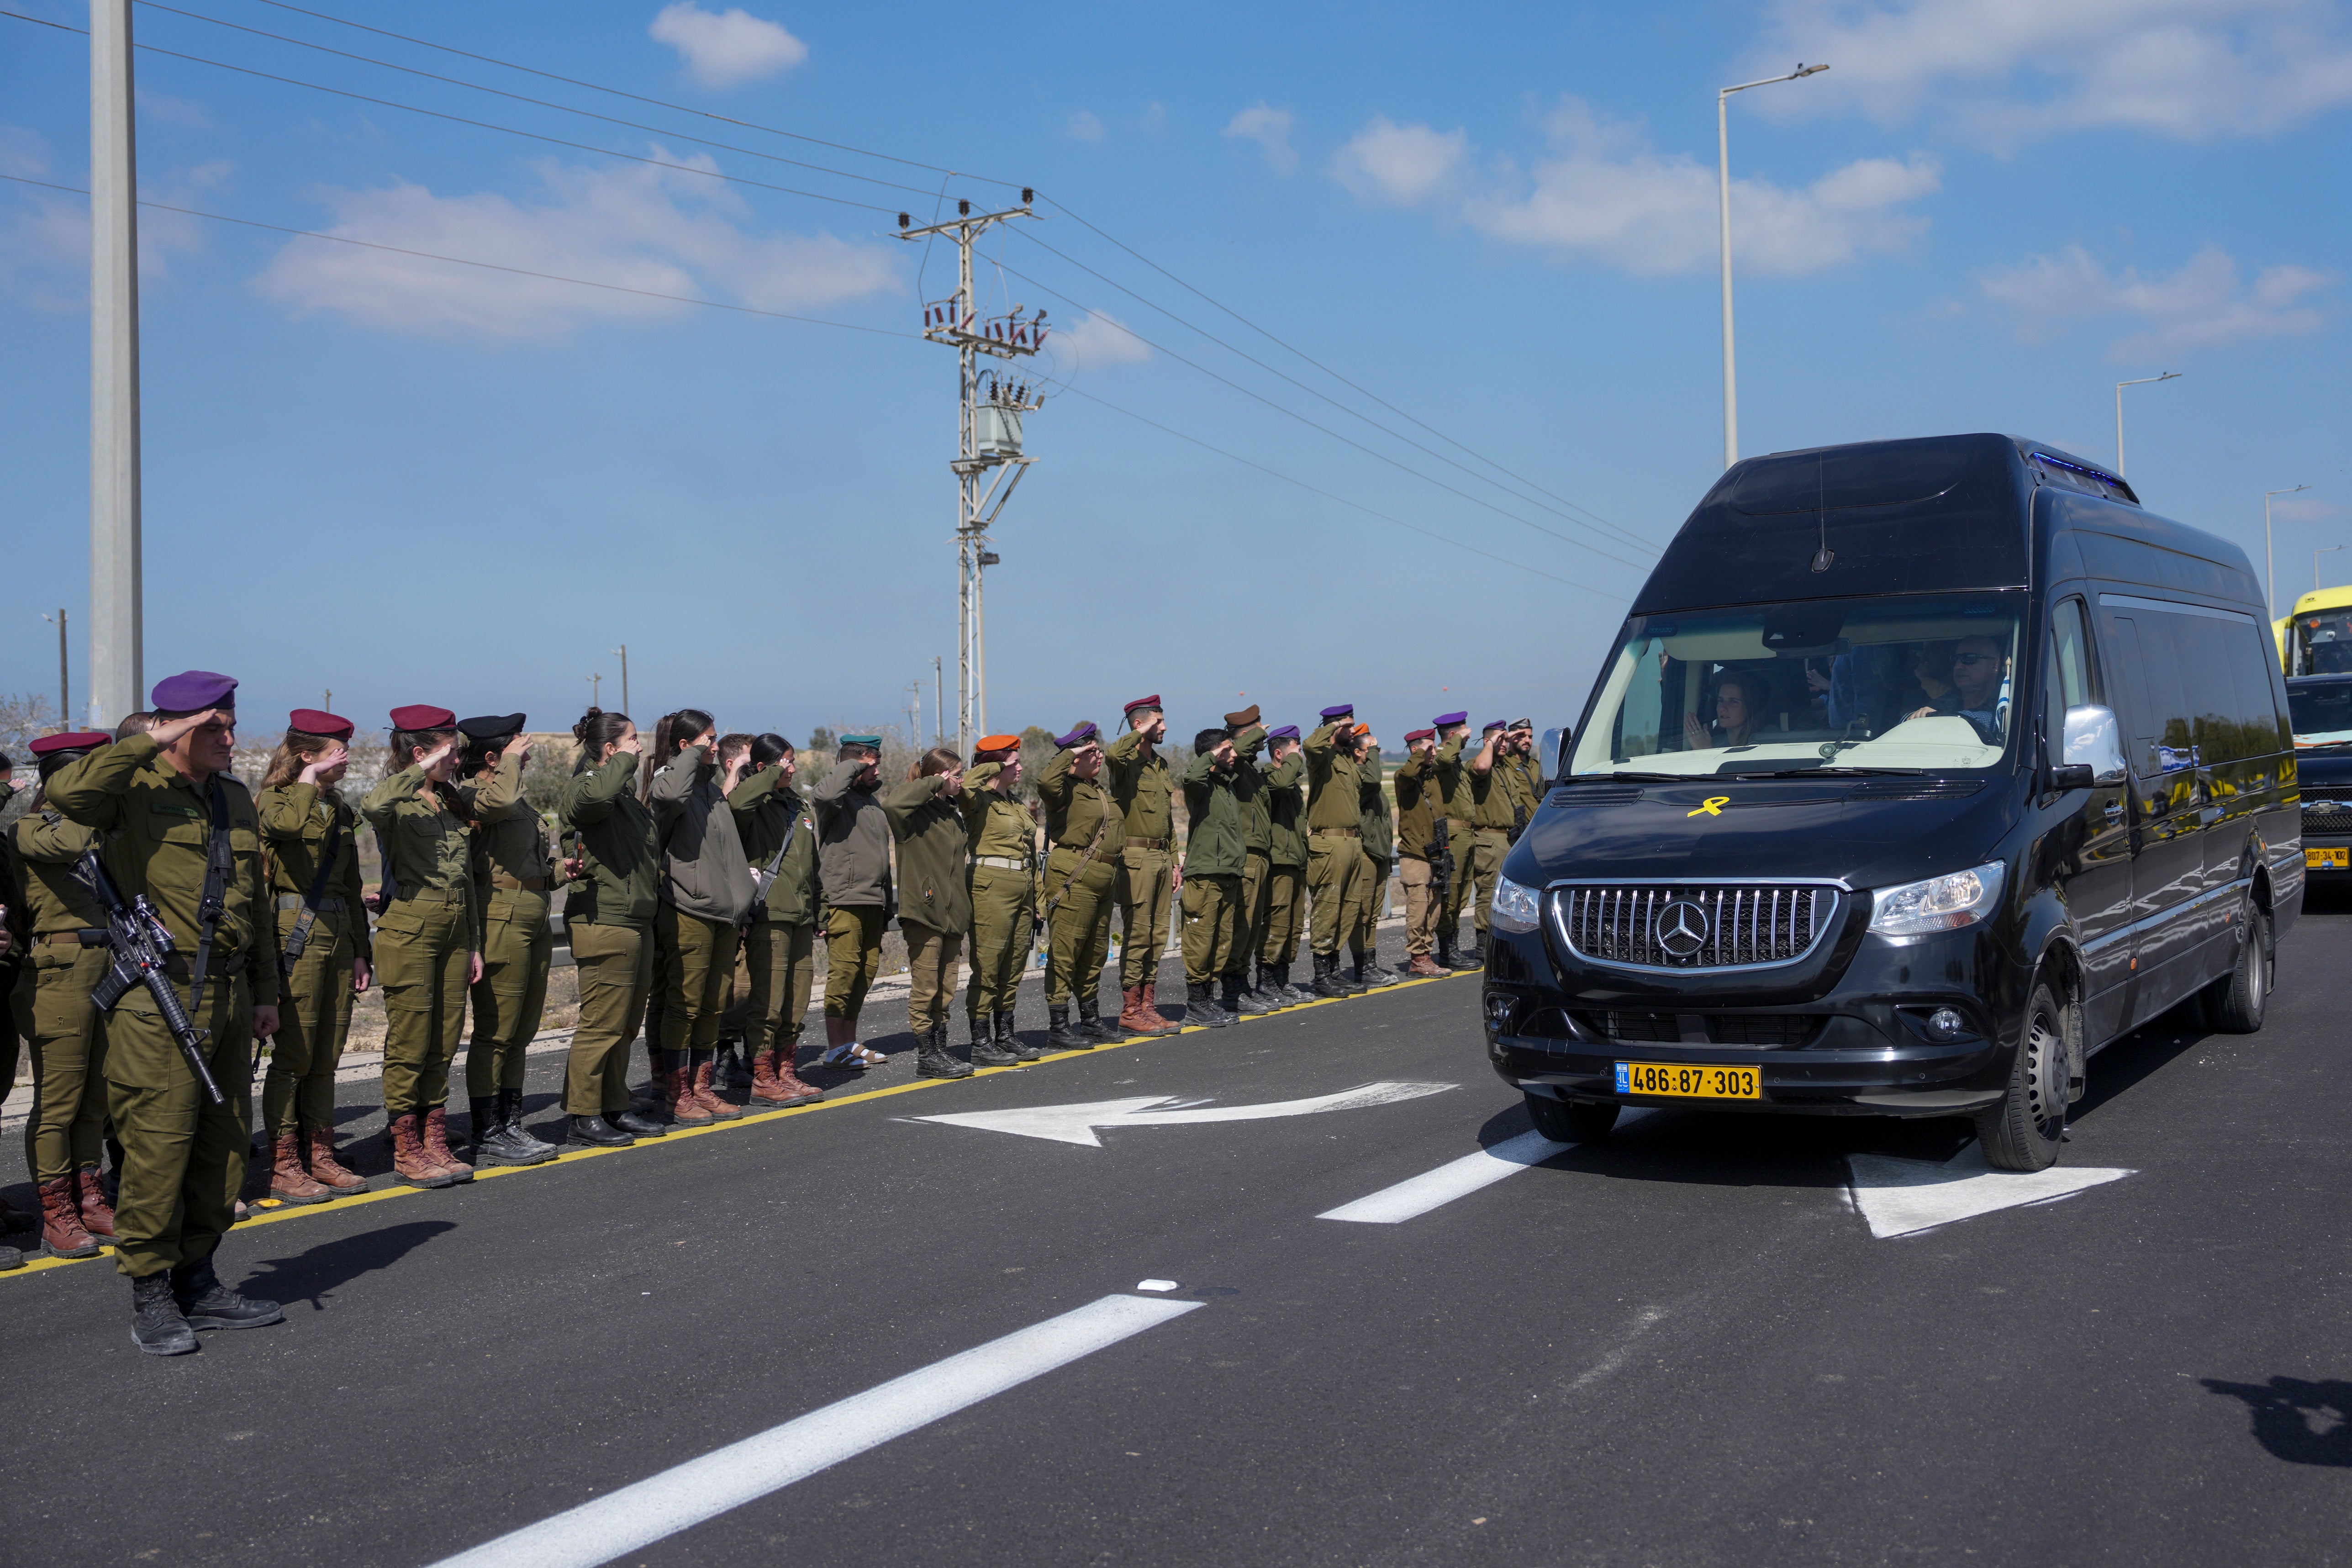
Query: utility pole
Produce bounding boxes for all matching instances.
[321,688,331,712]
[610,645,628,716]
[897,193,1047,753]
[1717,63,1828,470]
[41,610,68,727]
[590,672,602,709]
[932,655,944,747]
[904,681,923,747]
[90,0,142,726]
[2114,371,2180,479]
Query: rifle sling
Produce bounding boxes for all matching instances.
[185,776,235,1029]
[282,806,345,963]
[1041,801,1112,919]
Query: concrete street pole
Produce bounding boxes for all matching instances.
[90,0,142,727]
[1717,63,1827,470]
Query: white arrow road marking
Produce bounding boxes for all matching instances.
[1319,1110,1654,1224]
[913,1081,1457,1147]
[425,1293,1202,1568]
[1846,1143,2134,1240]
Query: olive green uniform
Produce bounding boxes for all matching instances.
[814,760,892,1025]
[1392,752,1441,958]
[960,764,1039,1023]
[1303,723,1366,956]
[47,733,278,1282]
[1107,726,1175,988]
[457,749,553,1099]
[1464,743,1514,935]
[1258,748,1307,966]
[361,766,480,1115]
[1229,725,1273,979]
[728,770,820,1068]
[9,810,110,1181]
[1037,744,1125,1005]
[646,757,754,1058]
[1355,749,1392,956]
[255,781,370,1139]
[0,779,22,1116]
[1434,734,1480,943]
[1178,752,1246,984]
[886,774,973,1037]
[1499,750,1541,842]
[559,750,659,1117]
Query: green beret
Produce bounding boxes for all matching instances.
[842,734,882,747]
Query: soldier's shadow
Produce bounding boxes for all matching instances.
[2202,1376,2352,1466]
[234,1219,455,1314]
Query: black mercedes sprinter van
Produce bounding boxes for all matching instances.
[1482,433,2299,1170]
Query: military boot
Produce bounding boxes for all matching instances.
[421,1108,475,1183]
[970,1014,1020,1068]
[303,1128,368,1193]
[1354,948,1402,987]
[268,1133,333,1204]
[716,1039,753,1089]
[567,1113,633,1147]
[501,1089,560,1161]
[667,1052,713,1126]
[917,1023,974,1079]
[1464,929,1488,971]
[467,1097,525,1167]
[690,1051,742,1121]
[1140,980,1180,1035]
[1308,951,1350,999]
[996,1010,1044,1061]
[1271,962,1312,1006]
[1226,970,1273,1016]
[1078,991,1120,1042]
[1436,930,1460,969]
[1117,985,1157,1037]
[37,1176,98,1258]
[389,1111,454,1188]
[1046,1004,1091,1051]
[170,1255,284,1332]
[1183,980,1231,1028]
[129,1273,197,1356]
[770,1046,826,1106]
[612,1103,668,1138]
[76,1166,120,1242]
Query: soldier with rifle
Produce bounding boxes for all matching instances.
[47,671,285,1356]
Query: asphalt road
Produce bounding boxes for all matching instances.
[3,904,2347,1567]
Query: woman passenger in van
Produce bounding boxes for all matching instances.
[1682,669,1767,751]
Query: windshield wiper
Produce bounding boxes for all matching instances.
[1729,766,1930,778]
[1563,771,1686,783]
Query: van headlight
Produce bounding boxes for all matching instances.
[1868,862,2006,937]
[1492,874,1542,934]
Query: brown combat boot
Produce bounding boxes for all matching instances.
[38,1175,98,1258]
[690,1052,741,1121]
[1118,985,1160,1037]
[770,1049,825,1106]
[748,1047,790,1106]
[268,1133,333,1205]
[420,1107,475,1183]
[1138,980,1177,1035]
[1408,953,1445,978]
[389,1111,451,1188]
[76,1166,120,1242]
[304,1127,367,1192]
[668,1054,712,1126]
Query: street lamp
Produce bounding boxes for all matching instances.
[2264,484,2311,618]
[2317,545,2346,594]
[2113,371,2180,478]
[1718,61,1829,470]
[39,609,67,729]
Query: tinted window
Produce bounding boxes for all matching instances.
[2226,621,2289,755]
[2180,618,2247,764]
[2119,614,2197,778]
[2042,599,2097,759]
[1732,439,1968,516]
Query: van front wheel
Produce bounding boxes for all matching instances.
[1524,1093,1619,1144]
[1975,982,2067,1172]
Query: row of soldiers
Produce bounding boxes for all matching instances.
[0,670,1543,1353]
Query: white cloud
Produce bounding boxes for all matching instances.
[2271,494,2343,524]
[1333,99,1939,276]
[0,134,223,307]
[1065,110,1106,143]
[1049,309,1151,371]
[1745,0,2352,145]
[135,87,213,131]
[1223,104,1299,174]
[1979,243,2336,359]
[252,152,898,339]
[648,3,807,90]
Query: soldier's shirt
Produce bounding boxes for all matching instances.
[1106,728,1174,842]
[1434,734,1477,824]
[1038,748,1128,858]
[1302,723,1363,832]
[1393,753,1439,862]
[10,811,104,934]
[459,748,553,896]
[361,763,482,951]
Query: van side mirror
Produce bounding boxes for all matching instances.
[2059,704,2127,788]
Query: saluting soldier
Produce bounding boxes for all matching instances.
[960,735,1042,1066]
[1037,722,1126,1049]
[1460,719,1517,970]
[557,708,666,1147]
[725,734,825,1109]
[453,713,559,1167]
[1107,696,1179,1037]
[47,672,284,1355]
[1303,705,1369,998]
[644,709,754,1125]
[1178,726,1258,1026]
[361,704,483,1188]
[814,736,892,1069]
[1430,710,1480,970]
[1256,726,1311,1004]
[1223,706,1282,1011]
[1352,724,1402,988]
[11,730,121,1256]
[0,749,29,1254]
[253,710,373,1204]
[1393,728,1446,976]
[886,748,976,1080]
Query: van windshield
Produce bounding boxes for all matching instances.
[1569,593,2024,778]
[2289,678,2352,747]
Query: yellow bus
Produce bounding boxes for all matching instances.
[2277,585,2352,674]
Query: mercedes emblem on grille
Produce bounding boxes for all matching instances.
[1654,898,1710,958]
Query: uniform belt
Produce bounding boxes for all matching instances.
[491,875,551,892]
[44,931,90,946]
[972,855,1029,871]
[1313,826,1361,837]
[1127,837,1171,851]
[164,952,244,982]
[396,887,467,903]
[275,894,347,912]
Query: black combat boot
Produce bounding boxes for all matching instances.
[170,1256,284,1332]
[1464,929,1488,971]
[569,1113,633,1148]
[970,1014,1020,1068]
[1309,951,1351,999]
[130,1273,197,1356]
[997,1011,1044,1062]
[1226,971,1272,1016]
[469,1097,530,1168]
[716,1039,754,1089]
[612,1104,666,1138]
[1077,991,1120,1042]
[1352,948,1401,988]
[1272,962,1313,1006]
[1248,962,1286,1010]
[1436,929,1459,969]
[1184,980,1231,1028]
[1046,1004,1092,1051]
[917,1024,974,1079]
[500,1089,559,1161]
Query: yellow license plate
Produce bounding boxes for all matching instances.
[2308,847,2348,869]
[1614,1061,1761,1099]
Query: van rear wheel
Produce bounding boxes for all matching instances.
[1975,981,2067,1172]
[1524,1093,1619,1144]
[2200,903,2271,1035]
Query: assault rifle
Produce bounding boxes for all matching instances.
[73,849,226,1107]
[1429,818,1455,910]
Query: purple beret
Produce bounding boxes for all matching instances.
[1319,703,1354,721]
[1433,710,1468,728]
[1056,721,1101,749]
[1266,724,1300,740]
[151,670,237,712]
[1482,718,1509,733]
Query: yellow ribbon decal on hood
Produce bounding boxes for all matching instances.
[1687,796,1730,818]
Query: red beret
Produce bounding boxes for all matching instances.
[1404,728,1435,744]
[30,730,113,757]
[389,704,455,732]
[1122,694,1162,716]
[287,708,353,741]
[976,734,1020,754]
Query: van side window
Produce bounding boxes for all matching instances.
[2042,599,2097,760]
[2226,620,2290,757]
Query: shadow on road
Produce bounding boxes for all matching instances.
[2201,1376,2352,1466]
[236,1219,455,1313]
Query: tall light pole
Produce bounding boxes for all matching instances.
[1718,62,1828,470]
[2113,371,2180,478]
[2264,485,2311,618]
[609,645,628,716]
[2316,545,2345,594]
[40,609,68,727]
[90,0,142,726]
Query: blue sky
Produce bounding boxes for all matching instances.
[3,0,2347,747]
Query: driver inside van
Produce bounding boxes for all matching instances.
[1906,634,2008,738]
[1682,669,1767,751]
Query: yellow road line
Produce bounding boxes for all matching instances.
[0,971,1472,1284]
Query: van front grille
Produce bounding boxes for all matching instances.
[1551,884,1840,971]
[1573,1011,1824,1047]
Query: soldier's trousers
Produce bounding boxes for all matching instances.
[742,916,814,1060]
[1353,855,1392,955]
[1045,848,1118,1005]
[376,897,471,1113]
[1180,873,1240,984]
[468,889,550,1098]
[1438,819,1476,940]
[965,866,1034,1021]
[1260,865,1304,966]
[1461,829,1509,933]
[104,971,252,1280]
[657,904,738,1054]
[565,919,651,1117]
[823,905,887,1024]
[1238,851,1271,977]
[0,958,20,1122]
[1399,856,1438,956]
[1306,832,1367,956]
[263,911,357,1139]
[902,920,963,1035]
[1115,845,1173,988]
[14,947,109,1180]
